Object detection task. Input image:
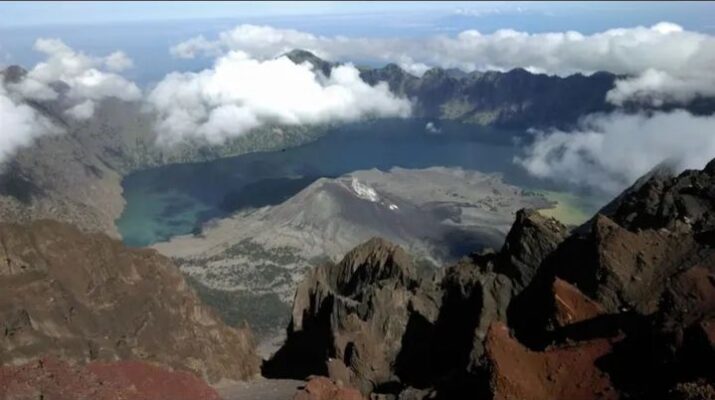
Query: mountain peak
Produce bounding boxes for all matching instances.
[335,237,416,295]
[283,49,333,76]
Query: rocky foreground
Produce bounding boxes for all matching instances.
[266,160,715,399]
[2,161,715,399]
[0,220,259,398]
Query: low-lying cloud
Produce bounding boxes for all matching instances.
[515,111,715,194]
[172,23,715,106]
[0,38,139,164]
[0,84,60,163]
[147,50,411,144]
[8,38,140,119]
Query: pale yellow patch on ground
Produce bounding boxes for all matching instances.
[537,190,595,227]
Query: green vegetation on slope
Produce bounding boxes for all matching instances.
[185,276,291,336]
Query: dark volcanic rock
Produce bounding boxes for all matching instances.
[270,212,568,396]
[496,209,569,291]
[430,255,513,376]
[0,220,260,383]
[558,214,699,314]
[605,159,715,234]
[274,160,715,399]
[431,209,567,373]
[265,238,440,394]
[285,49,335,77]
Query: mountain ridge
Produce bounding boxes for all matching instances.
[287,49,715,130]
[151,167,552,335]
[268,159,715,399]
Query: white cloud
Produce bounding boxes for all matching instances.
[8,38,140,117]
[0,84,60,163]
[148,51,411,144]
[104,51,134,71]
[515,111,715,194]
[64,99,95,120]
[607,69,715,106]
[425,121,441,134]
[172,23,715,106]
[0,39,140,162]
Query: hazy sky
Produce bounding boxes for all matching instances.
[1,1,713,31]
[2,1,714,84]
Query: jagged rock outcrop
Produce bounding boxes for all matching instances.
[496,209,569,291]
[280,160,715,400]
[607,159,715,234]
[0,220,260,383]
[265,238,440,394]
[431,209,567,372]
[272,211,567,396]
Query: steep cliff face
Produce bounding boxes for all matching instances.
[0,220,259,384]
[264,238,440,394]
[267,211,567,396]
[361,65,617,129]
[277,161,715,399]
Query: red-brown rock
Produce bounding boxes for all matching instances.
[88,361,222,400]
[552,278,605,327]
[485,322,618,400]
[0,220,259,383]
[293,376,365,400]
[0,357,221,400]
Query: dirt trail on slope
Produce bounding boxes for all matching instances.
[217,378,304,400]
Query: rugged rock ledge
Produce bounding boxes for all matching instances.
[271,160,715,399]
[0,220,259,385]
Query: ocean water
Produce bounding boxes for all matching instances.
[116,119,568,247]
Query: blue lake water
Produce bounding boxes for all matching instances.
[116,119,567,247]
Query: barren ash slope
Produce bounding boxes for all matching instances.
[152,167,552,308]
[267,159,715,400]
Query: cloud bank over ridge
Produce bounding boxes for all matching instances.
[147,50,411,144]
[3,21,715,191]
[516,111,715,194]
[9,39,140,116]
[0,83,59,163]
[172,23,715,106]
[1,39,139,163]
